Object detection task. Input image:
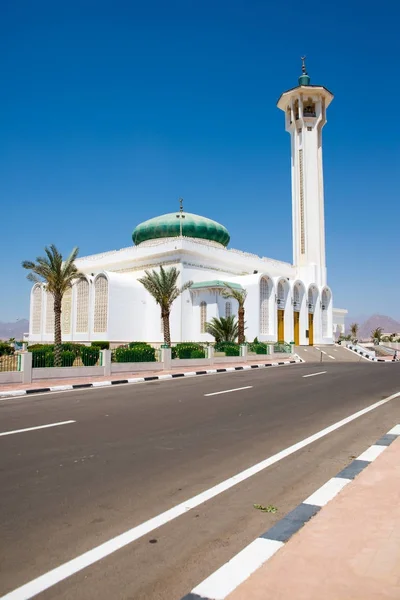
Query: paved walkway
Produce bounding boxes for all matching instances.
[0,353,295,393]
[228,436,400,600]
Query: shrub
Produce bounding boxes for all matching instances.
[249,342,268,354]
[0,343,14,356]
[113,346,156,362]
[90,341,110,350]
[174,342,204,359]
[81,346,100,366]
[28,344,54,352]
[60,342,86,355]
[225,345,240,356]
[61,350,76,366]
[214,341,238,353]
[128,341,152,349]
[190,349,206,359]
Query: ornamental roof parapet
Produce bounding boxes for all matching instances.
[75,236,294,272]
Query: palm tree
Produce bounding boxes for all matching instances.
[221,283,247,344]
[371,326,383,345]
[205,316,238,343]
[138,265,193,347]
[350,323,359,340]
[22,245,82,366]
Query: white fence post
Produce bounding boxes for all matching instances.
[101,349,112,376]
[161,347,172,370]
[240,344,248,361]
[207,345,214,366]
[21,352,32,384]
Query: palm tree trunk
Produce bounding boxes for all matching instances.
[54,294,62,367]
[238,306,245,344]
[162,311,171,347]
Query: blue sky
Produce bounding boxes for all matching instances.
[1,0,399,322]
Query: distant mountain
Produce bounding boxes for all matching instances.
[350,314,400,340]
[0,319,29,340]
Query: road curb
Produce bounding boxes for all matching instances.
[0,357,303,399]
[345,344,397,362]
[181,424,400,600]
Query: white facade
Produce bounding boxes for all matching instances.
[29,236,337,345]
[28,65,346,346]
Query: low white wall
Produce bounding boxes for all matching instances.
[214,356,245,364]
[111,362,161,373]
[381,342,400,350]
[171,358,211,368]
[32,366,104,380]
[0,371,23,384]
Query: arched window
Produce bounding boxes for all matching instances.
[308,288,314,313]
[45,292,55,334]
[76,278,89,333]
[62,286,72,335]
[200,301,207,334]
[31,285,42,334]
[94,276,108,333]
[322,289,328,336]
[225,301,232,318]
[277,281,285,307]
[293,285,300,311]
[260,277,270,334]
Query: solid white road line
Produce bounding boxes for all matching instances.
[192,537,283,600]
[302,371,327,378]
[2,392,399,600]
[357,444,387,462]
[205,386,253,397]
[0,420,76,438]
[303,477,351,507]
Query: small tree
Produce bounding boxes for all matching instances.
[205,316,239,343]
[350,323,359,341]
[138,265,192,347]
[221,284,247,344]
[371,327,383,345]
[22,245,82,366]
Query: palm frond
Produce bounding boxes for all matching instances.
[221,283,247,306]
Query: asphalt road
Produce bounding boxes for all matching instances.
[1,360,400,600]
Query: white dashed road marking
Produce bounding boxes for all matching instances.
[302,371,327,378]
[0,420,76,438]
[205,386,253,397]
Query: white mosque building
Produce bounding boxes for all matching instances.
[28,62,347,347]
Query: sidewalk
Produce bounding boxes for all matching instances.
[228,433,400,600]
[0,353,298,395]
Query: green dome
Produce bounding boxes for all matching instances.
[132,212,230,247]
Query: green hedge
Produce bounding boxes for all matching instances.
[32,350,76,368]
[81,346,100,366]
[173,343,204,359]
[90,341,110,350]
[190,349,206,359]
[128,341,153,349]
[214,341,238,353]
[113,346,156,362]
[28,343,85,355]
[0,343,14,356]
[225,345,240,356]
[249,342,268,354]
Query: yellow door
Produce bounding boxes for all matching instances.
[294,311,300,345]
[308,313,314,346]
[278,309,285,342]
